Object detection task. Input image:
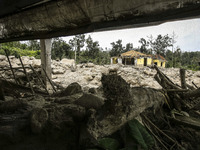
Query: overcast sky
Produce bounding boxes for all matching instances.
[63,18,200,52]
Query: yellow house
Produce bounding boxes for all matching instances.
[120,50,153,66]
[153,54,166,68]
[111,50,167,68]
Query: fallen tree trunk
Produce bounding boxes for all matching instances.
[168,115,200,130]
[87,74,164,139]
[184,88,200,98]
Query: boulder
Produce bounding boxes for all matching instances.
[74,93,104,109]
[194,71,200,78]
[0,55,6,61]
[54,93,83,104]
[61,58,75,66]
[84,75,94,81]
[55,82,82,96]
[192,78,200,87]
[52,68,65,74]
[30,108,48,134]
[32,59,41,68]
[86,63,95,68]
[0,61,9,67]
[8,56,15,59]
[108,64,120,74]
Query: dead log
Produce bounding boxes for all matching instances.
[154,65,181,89]
[180,69,187,89]
[166,89,189,92]
[42,68,57,93]
[4,49,17,84]
[186,83,196,90]
[87,74,164,139]
[19,55,35,95]
[168,115,200,130]
[29,65,49,95]
[0,80,5,101]
[183,88,200,98]
[192,81,199,89]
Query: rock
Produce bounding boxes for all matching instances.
[46,104,86,126]
[30,56,35,60]
[108,64,120,74]
[194,71,200,78]
[54,93,83,104]
[52,68,65,74]
[0,61,9,67]
[74,93,104,109]
[84,75,94,81]
[32,59,41,68]
[99,67,109,74]
[8,56,15,59]
[143,70,154,76]
[12,63,19,68]
[61,58,75,66]
[192,78,200,87]
[86,63,95,68]
[15,71,25,77]
[30,108,48,134]
[55,82,82,96]
[90,78,101,86]
[26,95,46,108]
[0,55,6,61]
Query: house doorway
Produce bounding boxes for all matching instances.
[131,58,135,65]
[144,58,147,66]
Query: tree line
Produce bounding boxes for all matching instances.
[0,33,199,70]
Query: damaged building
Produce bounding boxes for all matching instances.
[111,50,166,68]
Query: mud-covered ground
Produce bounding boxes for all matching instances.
[0,55,200,150]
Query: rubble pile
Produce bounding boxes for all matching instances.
[0,55,200,150]
[0,55,200,91]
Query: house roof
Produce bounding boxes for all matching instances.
[153,54,167,61]
[121,50,148,58]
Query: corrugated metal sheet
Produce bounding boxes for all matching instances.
[121,50,148,58]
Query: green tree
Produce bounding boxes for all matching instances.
[52,38,72,60]
[139,38,149,53]
[1,41,21,48]
[151,34,172,56]
[125,43,133,52]
[69,34,85,61]
[27,40,40,50]
[86,35,100,58]
[109,39,124,57]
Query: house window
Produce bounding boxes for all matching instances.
[154,62,157,66]
[161,62,163,67]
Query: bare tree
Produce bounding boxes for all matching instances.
[171,31,178,67]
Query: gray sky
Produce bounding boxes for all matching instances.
[63,18,200,52]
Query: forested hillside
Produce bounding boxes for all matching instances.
[0,34,199,70]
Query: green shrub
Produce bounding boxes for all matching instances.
[0,45,40,58]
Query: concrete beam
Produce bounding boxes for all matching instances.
[0,0,200,42]
[40,39,52,90]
